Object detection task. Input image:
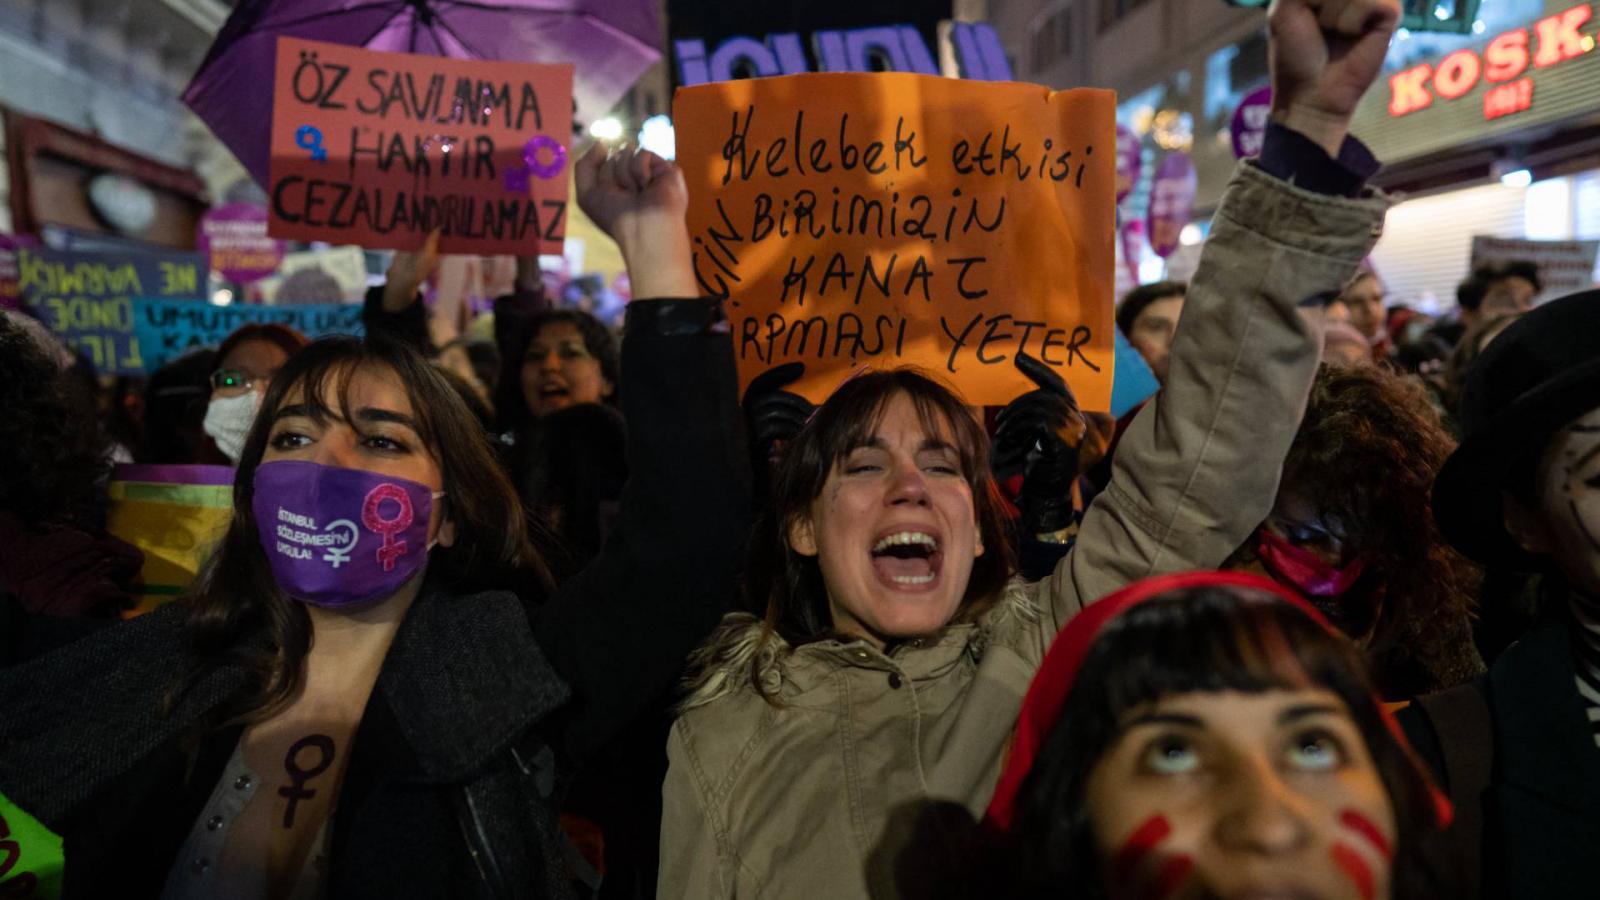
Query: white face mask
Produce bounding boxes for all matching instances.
[203,391,262,464]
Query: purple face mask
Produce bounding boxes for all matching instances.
[252,460,441,608]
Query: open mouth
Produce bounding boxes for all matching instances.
[869,530,943,590]
[537,383,571,404]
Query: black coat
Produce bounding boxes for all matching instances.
[1402,614,1600,900]
[0,299,751,898]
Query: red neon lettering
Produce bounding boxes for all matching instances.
[1486,29,1532,82]
[1534,4,1594,67]
[1434,49,1483,99]
[1483,78,1535,120]
[1388,64,1434,117]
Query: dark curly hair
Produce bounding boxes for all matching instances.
[0,315,110,530]
[1228,365,1484,696]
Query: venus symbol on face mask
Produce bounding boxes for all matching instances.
[362,484,415,571]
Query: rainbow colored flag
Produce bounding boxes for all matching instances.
[106,464,234,618]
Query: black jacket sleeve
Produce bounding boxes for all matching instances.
[531,298,751,761]
[361,285,432,356]
[491,286,550,367]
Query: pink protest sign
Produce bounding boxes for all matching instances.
[1115,124,1142,204]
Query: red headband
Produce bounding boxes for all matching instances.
[983,570,1451,833]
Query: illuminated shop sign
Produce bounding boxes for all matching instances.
[1388,2,1596,120]
[674,22,1011,86]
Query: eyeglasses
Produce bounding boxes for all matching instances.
[210,369,269,396]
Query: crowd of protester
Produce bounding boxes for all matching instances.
[2,0,1598,898]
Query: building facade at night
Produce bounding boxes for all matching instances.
[984,0,1600,308]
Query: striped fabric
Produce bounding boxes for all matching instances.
[1569,593,1600,749]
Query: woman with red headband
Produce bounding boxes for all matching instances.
[985,572,1449,900]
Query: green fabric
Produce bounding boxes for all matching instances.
[108,481,233,508]
[0,789,64,899]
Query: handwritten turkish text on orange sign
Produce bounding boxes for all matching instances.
[269,37,572,255]
[675,73,1116,409]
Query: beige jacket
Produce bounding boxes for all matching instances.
[657,163,1393,900]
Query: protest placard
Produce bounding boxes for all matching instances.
[0,789,63,900]
[198,203,284,283]
[268,37,573,255]
[250,245,371,304]
[1230,87,1272,160]
[17,248,207,374]
[1146,153,1196,258]
[674,73,1116,409]
[133,297,365,372]
[0,236,22,311]
[1115,124,1141,204]
[1110,329,1159,419]
[1470,236,1600,305]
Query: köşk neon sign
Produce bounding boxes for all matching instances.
[1388,2,1596,121]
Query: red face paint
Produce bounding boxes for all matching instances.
[1142,856,1195,900]
[1112,815,1172,881]
[1331,842,1376,900]
[1111,816,1193,900]
[1338,809,1393,859]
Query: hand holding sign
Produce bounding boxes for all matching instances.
[992,351,1088,479]
[576,144,696,300]
[744,362,813,457]
[994,351,1089,535]
[382,229,443,313]
[1269,0,1401,154]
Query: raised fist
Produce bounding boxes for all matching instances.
[1268,0,1401,155]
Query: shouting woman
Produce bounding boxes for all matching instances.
[656,2,1408,896]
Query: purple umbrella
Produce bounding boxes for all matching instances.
[184,0,660,189]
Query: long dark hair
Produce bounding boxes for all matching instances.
[746,368,1016,652]
[495,308,620,434]
[1007,585,1443,899]
[173,337,548,729]
[0,315,109,530]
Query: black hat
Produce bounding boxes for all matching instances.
[1432,289,1600,568]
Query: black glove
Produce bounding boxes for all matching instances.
[992,352,1086,535]
[742,362,814,501]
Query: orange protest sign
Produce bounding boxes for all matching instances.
[268,37,572,255]
[675,73,1116,409]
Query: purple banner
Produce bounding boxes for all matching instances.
[198,203,284,284]
[0,234,39,311]
[1146,153,1197,259]
[1116,124,1142,205]
[1230,87,1273,160]
[113,463,237,486]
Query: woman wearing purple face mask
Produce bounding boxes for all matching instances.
[0,145,749,900]
[1224,364,1485,698]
